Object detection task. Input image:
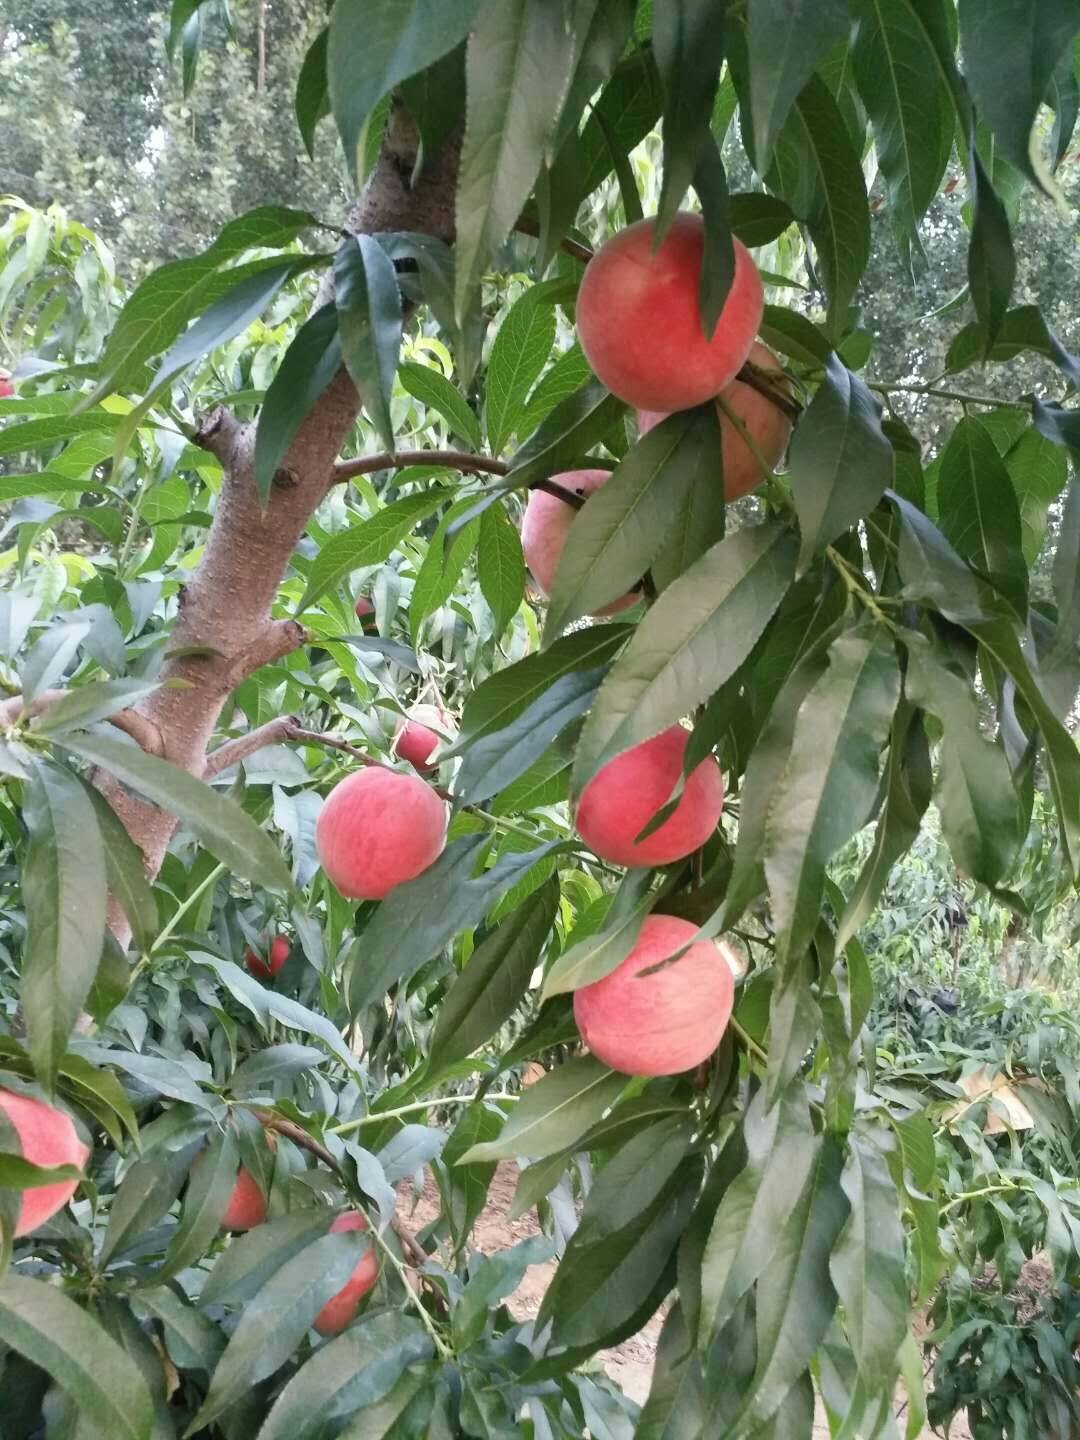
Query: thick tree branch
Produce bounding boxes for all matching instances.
[202,714,304,778]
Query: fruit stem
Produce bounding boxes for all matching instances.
[729,1017,768,1064]
[328,1092,519,1135]
[866,381,1026,410]
[735,359,803,422]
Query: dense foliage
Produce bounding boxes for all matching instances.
[2,2,1080,1437]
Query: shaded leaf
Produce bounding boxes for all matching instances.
[486,289,558,456]
[653,0,725,232]
[399,361,481,450]
[967,139,1016,348]
[458,1056,626,1164]
[747,0,850,171]
[298,489,446,613]
[254,304,342,503]
[937,415,1026,617]
[334,235,402,454]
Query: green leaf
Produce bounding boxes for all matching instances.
[254,303,342,503]
[454,1235,554,1349]
[298,489,446,613]
[890,492,994,624]
[830,1126,909,1380]
[31,680,161,737]
[295,27,329,158]
[477,504,525,634]
[1006,424,1069,563]
[538,1119,695,1352]
[193,955,358,1069]
[457,1055,627,1163]
[401,45,468,181]
[349,836,562,1014]
[652,0,725,232]
[959,0,1080,194]
[505,379,625,495]
[230,1044,329,1096]
[764,75,870,329]
[727,192,796,248]
[486,289,558,456]
[541,869,654,1000]
[157,1127,238,1282]
[747,0,850,171]
[454,623,630,749]
[764,631,900,966]
[189,1229,377,1433]
[905,639,1022,884]
[21,759,106,1091]
[579,50,664,199]
[759,304,836,366]
[399,361,481,450]
[157,258,312,380]
[80,780,159,955]
[429,879,559,1071]
[789,353,894,566]
[257,1314,433,1440]
[332,634,423,674]
[0,1276,153,1440]
[573,524,798,796]
[946,303,1061,373]
[967,139,1016,348]
[835,705,932,949]
[454,0,578,320]
[543,406,721,640]
[936,415,1026,618]
[334,235,402,454]
[200,1211,335,1307]
[851,0,959,269]
[409,499,482,640]
[59,731,294,896]
[326,0,481,179]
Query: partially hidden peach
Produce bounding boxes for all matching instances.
[245,934,289,980]
[577,214,763,411]
[573,914,735,1075]
[354,596,377,630]
[0,1089,89,1237]
[0,374,13,399]
[521,470,637,615]
[220,1165,268,1231]
[575,726,723,868]
[393,704,450,772]
[313,1212,379,1336]
[637,341,792,501]
[315,768,447,901]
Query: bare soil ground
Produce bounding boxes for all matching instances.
[405,1160,973,1436]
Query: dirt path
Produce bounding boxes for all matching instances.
[405,1161,969,1435]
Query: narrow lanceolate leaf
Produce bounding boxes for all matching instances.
[298,489,446,613]
[31,679,161,736]
[830,1127,909,1380]
[259,1315,432,1440]
[959,0,1080,194]
[851,0,959,271]
[458,1056,627,1164]
[326,0,481,179]
[254,304,342,502]
[652,0,725,232]
[789,353,894,566]
[747,0,850,172]
[429,880,559,1071]
[189,1230,375,1433]
[967,140,1016,349]
[80,780,159,955]
[507,380,625,493]
[334,235,402,454]
[295,27,329,157]
[544,407,721,641]
[399,361,481,450]
[200,1212,335,1307]
[59,731,294,896]
[349,836,562,1014]
[542,869,654,1001]
[573,524,798,797]
[890,493,993,625]
[836,706,931,950]
[0,1276,154,1440]
[477,504,526,635]
[765,75,870,329]
[21,759,106,1091]
[454,1,578,321]
[486,288,558,456]
[157,258,312,380]
[936,415,1027,617]
[157,1127,238,1282]
[764,632,901,967]
[904,637,1022,884]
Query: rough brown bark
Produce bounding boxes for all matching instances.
[99,104,461,923]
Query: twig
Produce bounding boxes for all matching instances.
[513,215,594,265]
[0,689,166,755]
[203,714,305,777]
[328,1092,519,1136]
[866,381,1026,410]
[332,449,508,485]
[715,392,781,486]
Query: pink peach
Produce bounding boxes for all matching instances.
[0,1089,89,1237]
[313,1212,379,1335]
[315,768,447,901]
[521,470,637,615]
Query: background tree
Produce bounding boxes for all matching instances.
[1,2,1080,1437]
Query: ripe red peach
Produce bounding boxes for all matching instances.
[393,704,450,772]
[313,1212,379,1336]
[354,596,376,630]
[575,726,723,868]
[573,914,735,1075]
[315,768,447,901]
[220,1165,268,1231]
[577,214,763,411]
[637,341,792,501]
[521,470,637,615]
[0,1089,89,1236]
[245,934,289,980]
[0,374,13,399]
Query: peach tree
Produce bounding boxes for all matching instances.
[1,1,1080,1436]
